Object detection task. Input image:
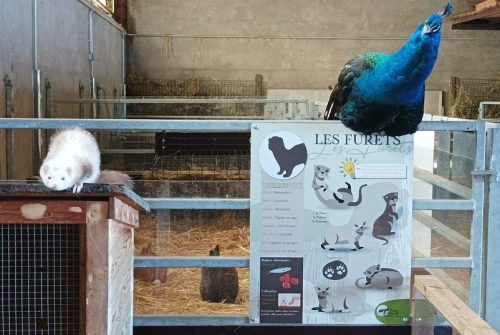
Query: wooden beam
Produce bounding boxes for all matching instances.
[414,167,472,199]
[451,2,500,24]
[475,0,500,11]
[414,275,499,335]
[0,200,87,224]
[413,211,470,251]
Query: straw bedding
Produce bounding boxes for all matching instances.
[134,211,250,315]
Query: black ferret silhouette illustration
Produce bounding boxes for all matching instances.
[355,264,403,289]
[312,165,367,209]
[372,192,399,245]
[268,136,307,178]
[200,245,239,303]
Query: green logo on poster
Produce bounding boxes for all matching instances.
[374,299,410,325]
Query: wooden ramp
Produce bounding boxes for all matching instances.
[413,275,499,335]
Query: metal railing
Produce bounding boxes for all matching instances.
[0,116,492,327]
[52,98,321,121]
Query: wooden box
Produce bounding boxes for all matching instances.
[0,182,148,335]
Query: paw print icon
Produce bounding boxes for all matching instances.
[322,260,348,280]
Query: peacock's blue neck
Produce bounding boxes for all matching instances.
[356,24,442,103]
[390,27,441,85]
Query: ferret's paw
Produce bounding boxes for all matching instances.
[72,183,83,193]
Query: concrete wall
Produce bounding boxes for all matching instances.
[127,0,500,91]
[0,0,125,180]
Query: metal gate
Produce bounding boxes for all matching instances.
[0,106,497,328]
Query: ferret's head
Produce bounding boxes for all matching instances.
[315,286,330,298]
[39,162,74,191]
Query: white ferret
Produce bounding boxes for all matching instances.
[39,127,133,193]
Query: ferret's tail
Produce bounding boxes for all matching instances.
[372,233,388,245]
[97,170,134,188]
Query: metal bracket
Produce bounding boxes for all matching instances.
[471,169,497,182]
[471,169,494,176]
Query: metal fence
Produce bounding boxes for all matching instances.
[49,99,320,176]
[0,115,496,328]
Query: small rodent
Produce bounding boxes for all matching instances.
[39,127,133,193]
[199,245,239,303]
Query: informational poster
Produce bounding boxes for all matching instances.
[249,121,413,325]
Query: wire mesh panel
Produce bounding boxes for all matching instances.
[125,76,268,119]
[450,77,500,119]
[0,224,82,334]
[126,76,267,98]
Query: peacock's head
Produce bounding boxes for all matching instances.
[422,2,453,35]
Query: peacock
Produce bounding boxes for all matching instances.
[324,2,453,136]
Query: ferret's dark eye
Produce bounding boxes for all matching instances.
[61,177,65,181]
[48,177,51,180]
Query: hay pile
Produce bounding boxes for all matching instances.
[134,211,250,315]
[451,80,500,119]
[142,169,250,181]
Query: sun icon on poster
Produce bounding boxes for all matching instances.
[339,157,358,178]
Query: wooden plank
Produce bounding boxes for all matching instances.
[107,219,134,335]
[452,3,500,23]
[109,197,139,228]
[85,201,109,335]
[476,0,500,11]
[414,275,499,335]
[0,200,87,224]
[414,167,472,199]
[413,211,470,251]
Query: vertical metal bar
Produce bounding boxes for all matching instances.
[485,127,500,331]
[306,101,311,119]
[4,76,14,179]
[122,84,127,118]
[43,80,53,159]
[469,120,486,315]
[45,81,53,118]
[291,102,299,120]
[32,0,38,71]
[88,10,97,119]
[34,70,42,164]
[33,0,42,172]
[313,102,320,120]
[122,32,127,117]
[79,82,85,119]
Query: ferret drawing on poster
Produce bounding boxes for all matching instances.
[312,165,330,191]
[39,127,133,193]
[311,286,363,313]
[321,222,367,251]
[312,165,367,209]
[372,192,399,245]
[355,264,403,290]
[267,136,307,178]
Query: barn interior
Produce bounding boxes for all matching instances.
[1,1,500,334]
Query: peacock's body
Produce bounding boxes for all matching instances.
[324,2,453,136]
